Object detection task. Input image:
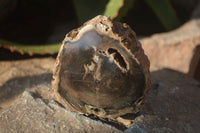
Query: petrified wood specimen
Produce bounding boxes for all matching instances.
[53,15,151,121]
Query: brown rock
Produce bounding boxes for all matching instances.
[141,19,200,81]
[53,15,151,120]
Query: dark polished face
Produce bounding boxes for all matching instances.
[58,29,145,111]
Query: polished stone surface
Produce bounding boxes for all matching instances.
[53,15,150,121]
[60,30,145,112]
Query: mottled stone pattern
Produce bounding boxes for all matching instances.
[0,91,121,133]
[0,64,199,132]
[0,58,55,113]
[129,69,200,133]
[52,15,151,120]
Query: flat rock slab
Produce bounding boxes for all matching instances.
[0,91,121,133]
[0,58,200,132]
[127,69,200,133]
[0,58,55,113]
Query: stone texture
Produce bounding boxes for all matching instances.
[0,57,122,132]
[141,19,200,81]
[53,15,151,120]
[0,57,200,132]
[0,58,55,113]
[1,17,200,132]
[125,69,200,133]
[0,91,121,133]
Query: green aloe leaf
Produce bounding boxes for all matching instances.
[145,0,181,31]
[114,0,135,21]
[1,0,131,55]
[0,39,61,55]
[104,0,124,19]
[73,0,127,24]
[73,0,108,24]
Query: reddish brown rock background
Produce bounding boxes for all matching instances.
[141,19,200,82]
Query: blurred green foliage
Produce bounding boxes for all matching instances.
[0,0,181,55]
[73,0,134,24]
[74,0,181,30]
[145,0,181,30]
[0,39,60,55]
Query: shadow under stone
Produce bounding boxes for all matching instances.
[189,45,200,82]
[0,73,52,110]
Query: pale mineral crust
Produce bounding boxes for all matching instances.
[52,15,151,120]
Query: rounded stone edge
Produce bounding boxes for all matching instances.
[52,15,151,119]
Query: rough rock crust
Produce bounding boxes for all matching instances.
[52,15,151,122]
